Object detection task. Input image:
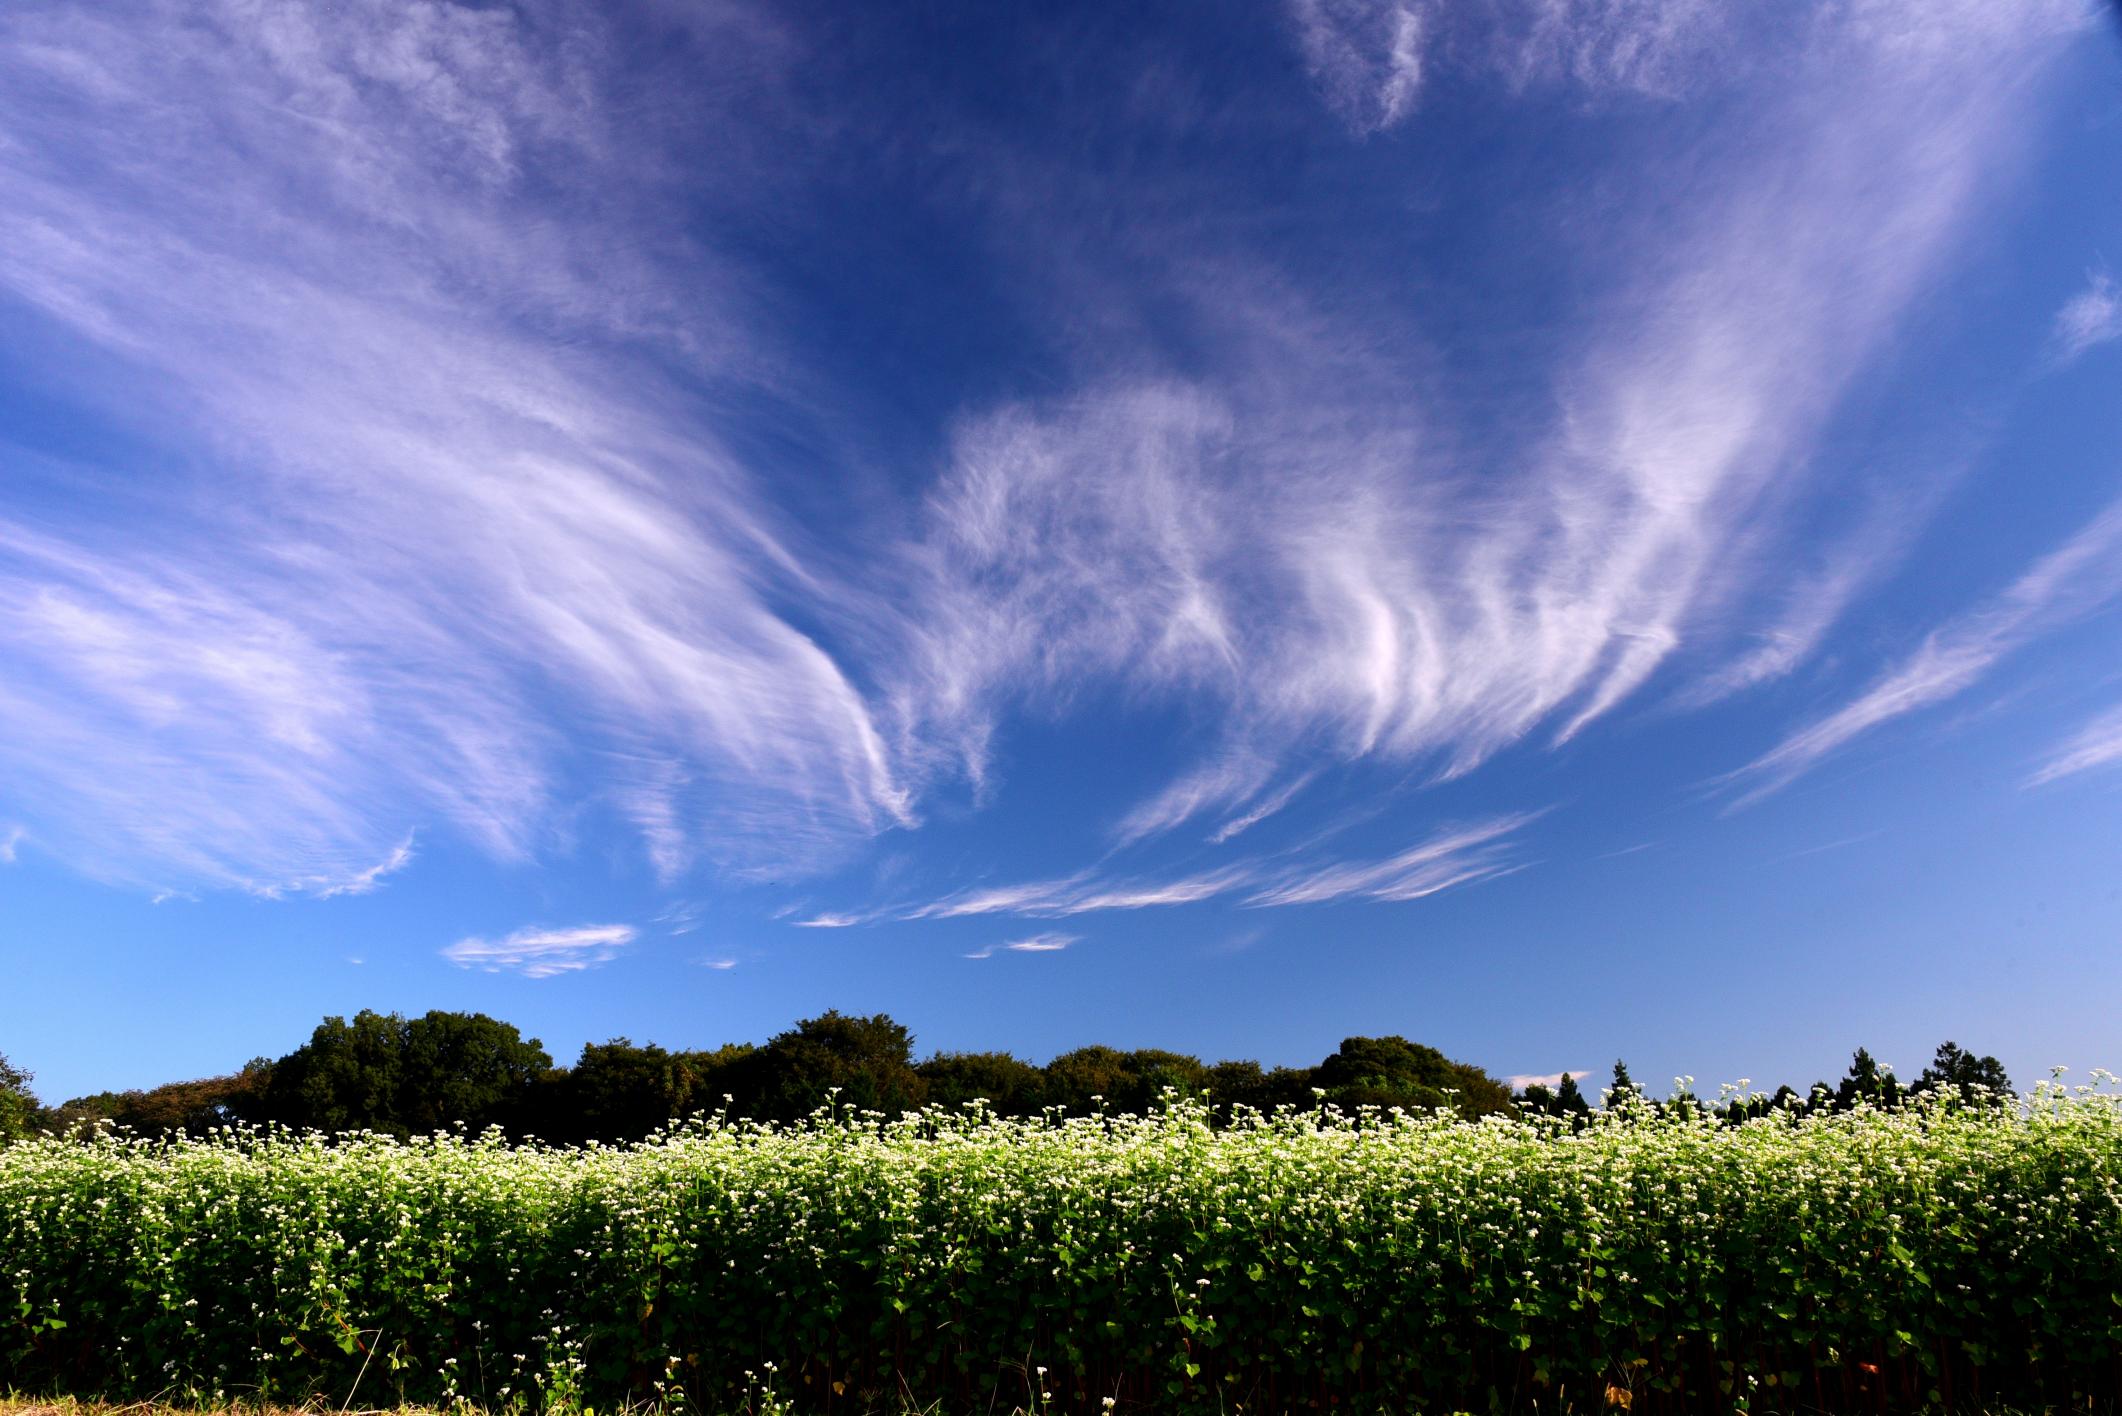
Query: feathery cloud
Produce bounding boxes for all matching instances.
[2028,703,2122,786]
[896,814,1540,922]
[964,931,1078,960]
[0,0,903,892]
[442,923,639,979]
[1728,499,2122,803]
[1290,0,1427,135]
[2052,271,2122,365]
[0,0,2094,912]
[1245,813,1537,907]
[313,836,416,900]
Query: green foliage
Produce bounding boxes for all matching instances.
[1519,1072,1593,1127]
[741,1011,925,1123]
[251,1009,551,1139]
[1916,1040,2013,1106]
[1313,1034,1514,1117]
[1836,1046,1903,1112]
[0,1052,37,1143]
[1041,1046,1215,1115]
[916,1050,1046,1115]
[41,1069,263,1140]
[11,1083,2115,1414]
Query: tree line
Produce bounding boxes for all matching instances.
[0,1011,2012,1145]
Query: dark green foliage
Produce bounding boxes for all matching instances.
[1042,1046,1213,1114]
[5,1096,2119,1416]
[1916,1039,2013,1105]
[0,1051,37,1142]
[44,1068,264,1139]
[1835,1045,1904,1111]
[1519,1071,1594,1126]
[538,1039,692,1144]
[1202,1058,1316,1116]
[916,1049,1045,1114]
[1607,1058,1642,1107]
[740,1010,926,1122]
[1313,1034,1514,1117]
[251,1009,551,1139]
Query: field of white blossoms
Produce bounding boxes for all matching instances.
[4,1086,2121,1415]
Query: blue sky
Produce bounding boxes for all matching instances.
[3,0,2120,1104]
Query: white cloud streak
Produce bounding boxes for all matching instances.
[442,922,639,979]
[909,864,1259,921]
[313,836,415,900]
[0,826,22,864]
[1728,498,2122,802]
[1244,812,1537,906]
[901,813,1539,921]
[2029,703,2122,786]
[964,931,1078,959]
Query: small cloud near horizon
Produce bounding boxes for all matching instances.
[1504,1070,1598,1092]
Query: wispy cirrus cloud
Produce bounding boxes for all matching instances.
[442,923,639,979]
[1290,0,1743,137]
[893,813,1540,922]
[2052,271,2121,366]
[1290,0,1427,135]
[0,0,2098,918]
[2028,703,2122,787]
[964,931,1078,960]
[1245,813,1536,906]
[313,836,415,900]
[1725,498,2122,804]
[908,863,1259,921]
[0,825,22,864]
[0,0,903,893]
[899,0,2083,857]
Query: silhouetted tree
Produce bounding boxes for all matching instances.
[1834,1047,1903,1112]
[743,1011,925,1122]
[1554,1073,1591,1119]
[1314,1036,1513,1118]
[1606,1060,1643,1109]
[917,1051,1045,1115]
[540,1039,696,1144]
[1524,1072,1594,1126]
[1914,1041,2012,1106]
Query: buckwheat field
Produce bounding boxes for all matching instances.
[5,1086,2120,1415]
